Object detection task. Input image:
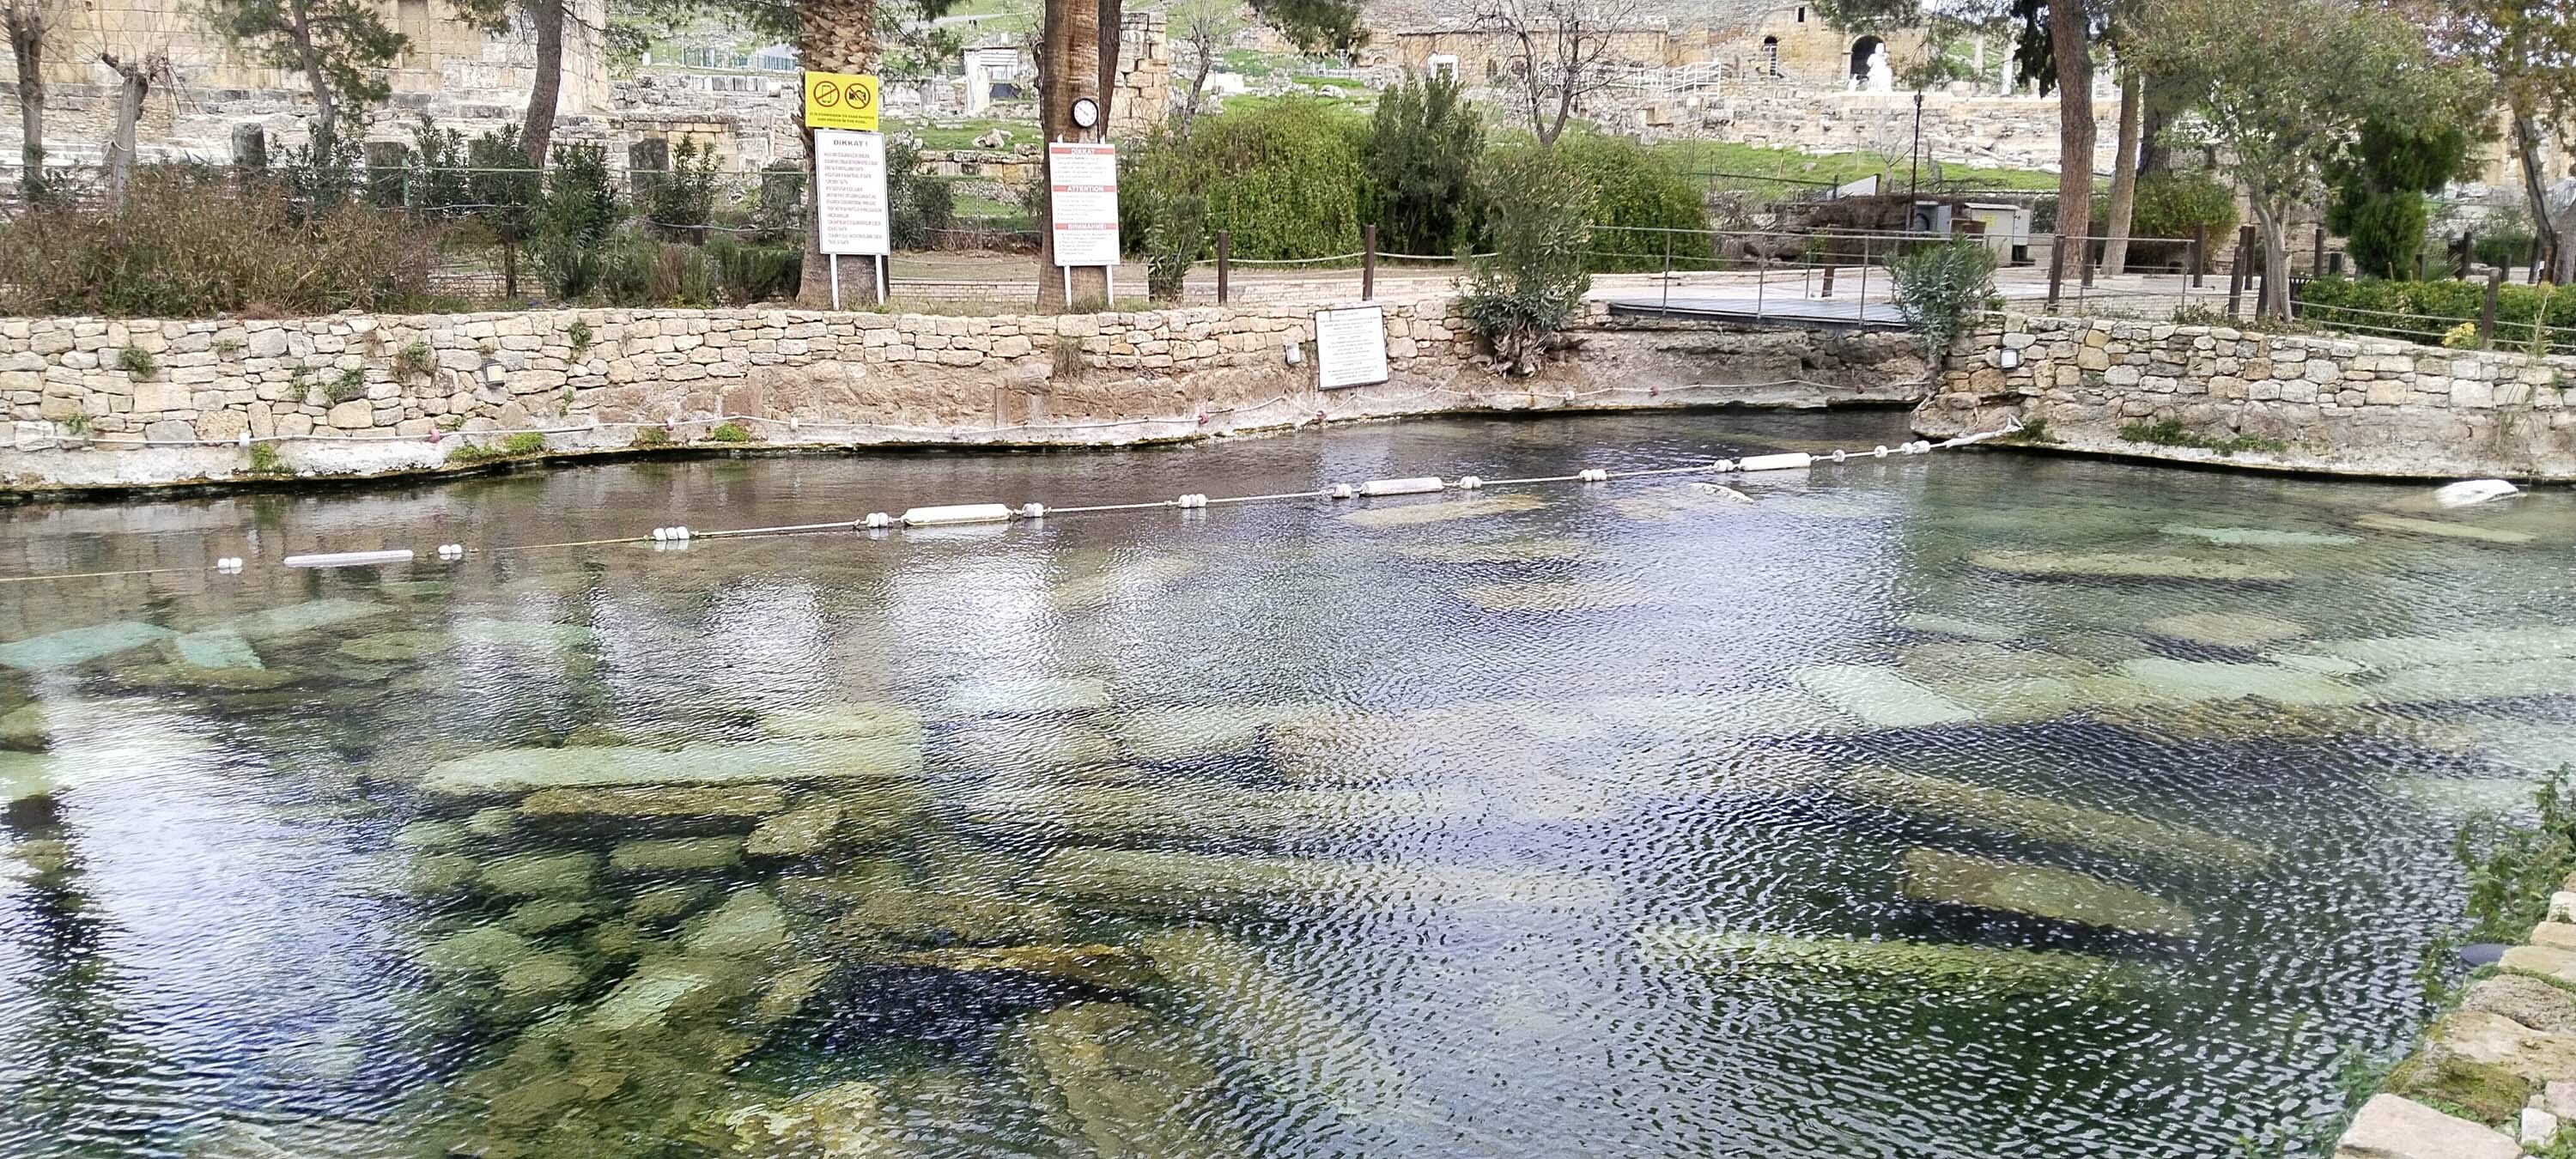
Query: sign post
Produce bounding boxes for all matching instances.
[812,126,890,309]
[1048,142,1119,307]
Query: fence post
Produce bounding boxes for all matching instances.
[2046,234,2065,313]
[2226,229,2247,319]
[2191,225,2207,288]
[1820,264,1835,299]
[2481,269,2504,347]
[2458,230,2475,281]
[2080,234,2094,290]
[1857,234,1869,322]
[1361,224,1376,302]
[1215,231,1230,306]
[1662,234,1673,311]
[2312,227,2324,278]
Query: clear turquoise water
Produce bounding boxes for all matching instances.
[1,410,2571,1158]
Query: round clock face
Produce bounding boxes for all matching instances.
[1071,98,1099,129]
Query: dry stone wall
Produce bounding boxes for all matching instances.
[1917,316,2576,481]
[0,303,1925,491]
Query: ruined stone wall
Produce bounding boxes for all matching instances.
[0,304,1923,490]
[1918,315,2576,481]
[1704,84,2113,175]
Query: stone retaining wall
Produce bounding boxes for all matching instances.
[0,303,1926,492]
[1916,316,2576,481]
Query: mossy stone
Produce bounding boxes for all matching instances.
[479,852,601,899]
[609,836,744,874]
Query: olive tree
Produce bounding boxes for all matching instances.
[197,0,406,152]
[2133,0,2482,320]
[2436,2,2576,282]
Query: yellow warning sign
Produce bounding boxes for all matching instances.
[802,70,880,131]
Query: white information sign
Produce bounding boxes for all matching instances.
[1048,142,1121,267]
[814,129,890,257]
[1313,306,1390,390]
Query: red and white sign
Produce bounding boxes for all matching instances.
[813,129,890,257]
[1048,142,1120,268]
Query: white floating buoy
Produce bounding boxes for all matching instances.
[436,543,465,560]
[900,503,1012,526]
[1176,494,1209,508]
[1330,484,1355,501]
[2433,479,2521,508]
[1455,476,1484,489]
[1577,469,1609,482]
[1359,476,1444,497]
[214,556,245,573]
[864,512,893,529]
[283,549,414,569]
[1740,452,1814,472]
[1828,449,1847,463]
[1018,503,1047,519]
[1872,446,1890,458]
[1709,458,1736,473]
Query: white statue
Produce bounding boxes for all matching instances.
[1866,45,1894,93]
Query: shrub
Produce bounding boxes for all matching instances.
[246,443,285,475]
[2117,417,2287,456]
[1553,130,1710,272]
[1145,194,1208,303]
[886,137,955,250]
[629,425,672,448]
[1456,148,1591,376]
[1364,73,1484,257]
[2327,119,2472,281]
[1886,240,2000,366]
[749,161,806,246]
[466,126,541,295]
[325,367,368,404]
[393,339,435,379]
[706,422,751,443]
[2457,770,2576,945]
[598,232,716,307]
[118,347,157,377]
[1123,98,1365,261]
[2301,276,2576,353]
[532,144,623,300]
[641,137,720,242]
[2441,320,2482,349]
[0,166,434,317]
[707,239,803,304]
[566,320,593,356]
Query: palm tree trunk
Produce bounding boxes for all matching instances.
[2048,0,2094,276]
[2100,67,2142,275]
[519,0,564,166]
[793,0,879,308]
[1034,0,1109,312]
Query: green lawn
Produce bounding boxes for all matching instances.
[1652,140,2057,198]
[884,116,1033,151]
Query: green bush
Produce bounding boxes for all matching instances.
[1124,97,1365,261]
[706,422,751,443]
[886,137,955,249]
[2327,119,2472,281]
[532,144,623,300]
[118,347,157,377]
[393,339,434,379]
[2458,770,2576,946]
[0,166,434,317]
[1145,194,1208,303]
[1886,240,1999,364]
[705,240,802,304]
[1550,131,1710,272]
[641,137,720,242]
[446,430,547,465]
[1456,148,1592,375]
[1364,74,1484,257]
[2301,276,2576,352]
[598,232,715,307]
[246,443,285,475]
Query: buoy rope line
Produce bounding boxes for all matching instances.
[0,417,2020,586]
[32,377,1923,450]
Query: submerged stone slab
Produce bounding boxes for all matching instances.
[2334,1095,2518,1159]
[1115,702,1330,761]
[455,620,596,652]
[173,631,264,671]
[2353,513,2536,545]
[964,781,1471,842]
[1790,664,1978,728]
[940,677,1112,716]
[336,630,452,663]
[2111,658,2366,707]
[1632,928,2152,997]
[1896,612,2026,641]
[2396,776,2541,819]
[1340,493,1545,529]
[2142,612,2310,649]
[1967,550,2294,583]
[421,924,537,974]
[421,737,924,795]
[1841,766,2273,869]
[519,784,790,818]
[1394,537,1592,563]
[1897,847,2199,937]
[586,954,756,1033]
[1012,1002,1242,1158]
[760,702,924,743]
[2370,658,2576,705]
[2161,525,2361,548]
[857,943,1158,991]
[681,889,787,954]
[2299,628,2576,673]
[1456,580,1656,612]
[477,851,600,899]
[0,622,176,671]
[1024,846,1615,915]
[611,835,745,874]
[215,599,389,640]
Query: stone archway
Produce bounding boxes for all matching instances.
[1761,36,1780,77]
[1847,35,1883,82]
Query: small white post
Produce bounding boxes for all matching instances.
[829,253,841,311]
[875,255,887,306]
[1104,265,1115,306]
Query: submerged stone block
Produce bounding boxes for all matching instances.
[1840,766,2273,870]
[1632,928,2154,998]
[1897,846,2199,938]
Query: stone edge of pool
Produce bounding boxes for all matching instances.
[1921,315,2576,482]
[2332,883,2576,1158]
[0,302,1929,495]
